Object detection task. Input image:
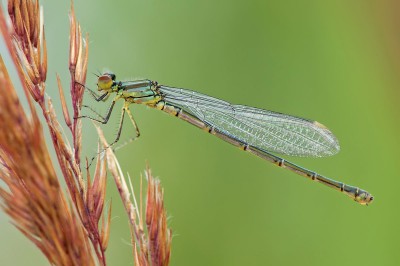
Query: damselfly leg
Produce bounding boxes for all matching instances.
[78,82,141,166]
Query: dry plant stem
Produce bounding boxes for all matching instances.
[1,3,38,108]
[96,126,147,257]
[1,1,109,265]
[65,5,108,261]
[0,42,95,266]
[3,1,172,265]
[97,126,172,266]
[145,167,172,266]
[61,4,109,265]
[69,2,88,166]
[53,3,87,203]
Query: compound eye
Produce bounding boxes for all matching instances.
[97,74,113,91]
[102,72,116,80]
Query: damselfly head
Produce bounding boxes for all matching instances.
[97,72,116,92]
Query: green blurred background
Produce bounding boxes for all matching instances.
[1,0,399,265]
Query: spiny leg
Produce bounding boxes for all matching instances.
[77,78,118,121]
[78,99,116,124]
[81,105,106,121]
[81,84,110,102]
[91,91,110,102]
[114,104,141,152]
[79,96,119,168]
[76,81,110,102]
[75,82,111,120]
[108,105,126,148]
[88,104,128,167]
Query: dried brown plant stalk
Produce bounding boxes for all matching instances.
[98,127,172,266]
[0,55,95,266]
[0,0,172,265]
[0,1,97,264]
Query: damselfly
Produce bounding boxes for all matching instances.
[80,73,373,205]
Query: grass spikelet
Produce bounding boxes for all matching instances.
[0,1,172,265]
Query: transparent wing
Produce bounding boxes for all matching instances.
[159,86,340,157]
